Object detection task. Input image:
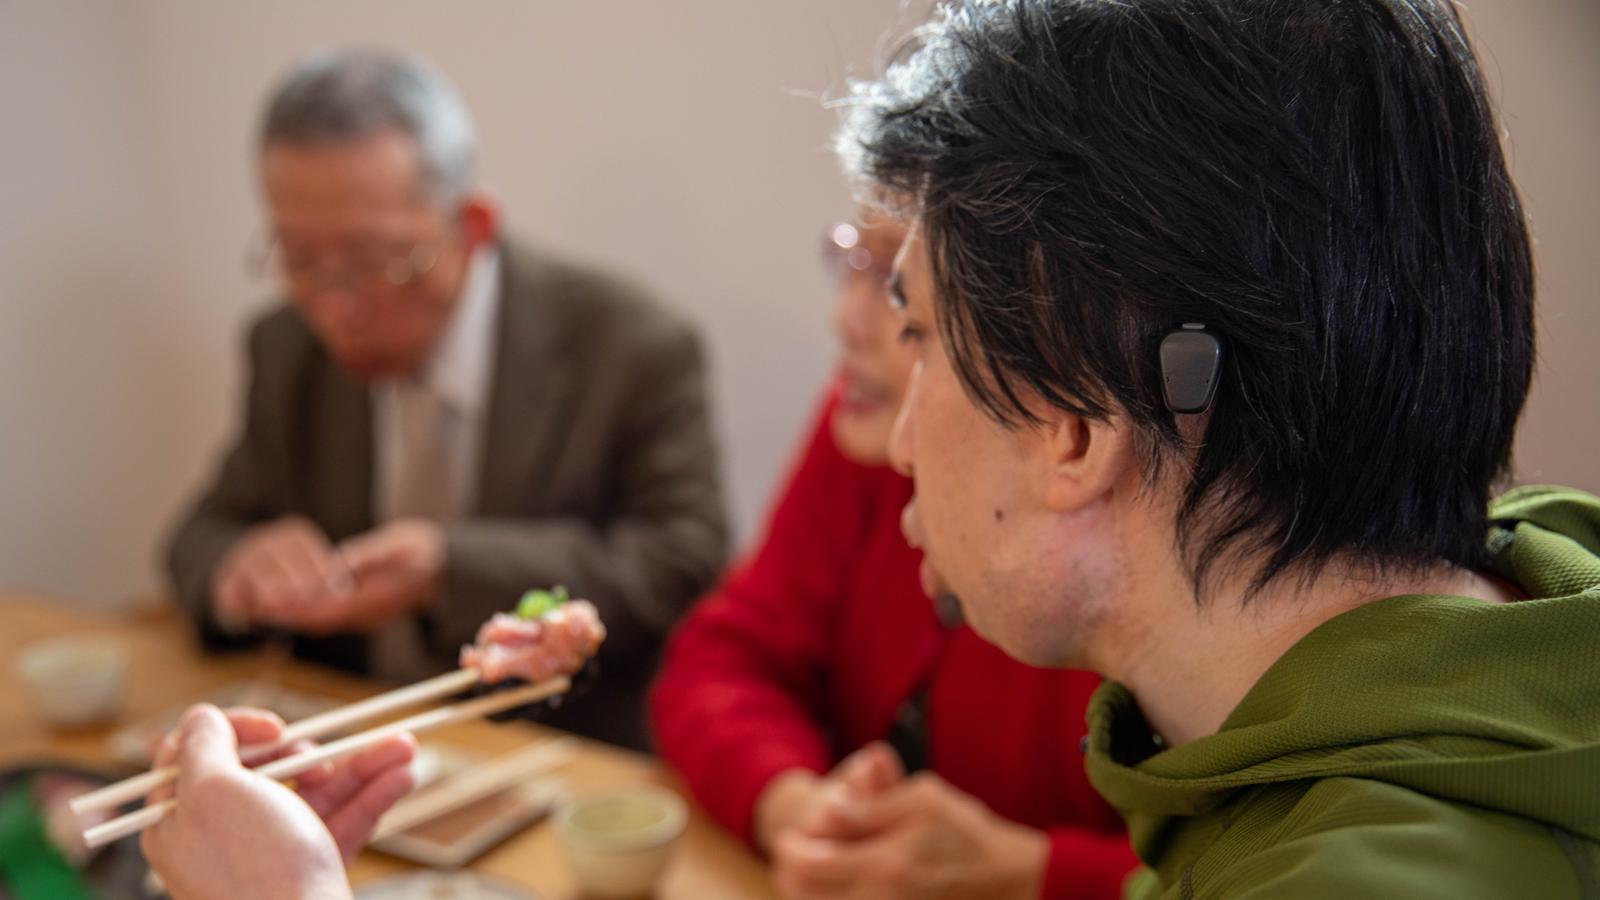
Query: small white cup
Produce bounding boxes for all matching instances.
[16,635,128,729]
[555,787,688,899]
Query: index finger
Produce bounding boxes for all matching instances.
[836,742,903,795]
[222,707,288,749]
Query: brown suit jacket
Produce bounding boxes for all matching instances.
[165,239,728,749]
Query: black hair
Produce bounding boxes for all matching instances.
[838,0,1534,597]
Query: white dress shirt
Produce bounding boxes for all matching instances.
[366,245,501,680]
[373,245,502,523]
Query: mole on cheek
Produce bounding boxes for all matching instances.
[994,508,1005,522]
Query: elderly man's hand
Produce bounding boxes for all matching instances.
[241,518,444,636]
[767,746,1048,900]
[141,704,415,900]
[211,516,351,632]
[303,518,446,634]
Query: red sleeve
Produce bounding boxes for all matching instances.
[1040,826,1141,900]
[651,389,868,845]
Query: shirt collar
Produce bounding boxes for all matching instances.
[421,243,501,415]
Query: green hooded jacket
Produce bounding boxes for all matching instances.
[1085,486,1600,899]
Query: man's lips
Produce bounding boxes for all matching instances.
[900,497,949,598]
[900,498,925,550]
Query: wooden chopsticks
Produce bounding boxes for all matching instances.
[71,668,484,819]
[78,671,571,848]
[369,736,578,842]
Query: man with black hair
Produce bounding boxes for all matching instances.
[140,3,1599,897]
[788,0,1600,896]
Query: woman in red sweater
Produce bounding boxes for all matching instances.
[651,213,1135,900]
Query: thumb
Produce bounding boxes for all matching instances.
[802,743,906,840]
[840,742,904,795]
[176,704,240,789]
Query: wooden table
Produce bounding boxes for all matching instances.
[0,594,777,899]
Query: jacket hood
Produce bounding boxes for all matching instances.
[1085,486,1600,852]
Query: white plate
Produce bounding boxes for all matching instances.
[369,743,566,868]
[355,870,541,899]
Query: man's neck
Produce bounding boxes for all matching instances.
[1098,538,1517,748]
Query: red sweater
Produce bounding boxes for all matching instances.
[651,391,1136,900]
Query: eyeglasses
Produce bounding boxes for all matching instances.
[245,234,442,292]
[820,222,894,282]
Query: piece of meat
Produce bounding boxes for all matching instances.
[459,600,606,685]
[36,774,105,866]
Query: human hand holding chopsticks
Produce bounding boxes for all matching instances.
[140,704,416,900]
[85,593,594,850]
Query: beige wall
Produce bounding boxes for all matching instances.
[0,1,1595,609]
[1461,0,1600,490]
[0,2,176,609]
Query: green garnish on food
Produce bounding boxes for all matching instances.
[516,585,570,619]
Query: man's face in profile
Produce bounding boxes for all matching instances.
[260,130,467,379]
[888,227,1117,670]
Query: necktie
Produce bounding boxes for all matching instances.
[387,384,458,522]
[369,381,457,681]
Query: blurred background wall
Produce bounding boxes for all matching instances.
[0,0,1595,609]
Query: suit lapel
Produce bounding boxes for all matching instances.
[476,242,574,516]
[305,351,375,540]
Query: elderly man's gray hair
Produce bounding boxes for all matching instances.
[261,48,475,206]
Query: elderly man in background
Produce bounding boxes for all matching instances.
[166,48,726,750]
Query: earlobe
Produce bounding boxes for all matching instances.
[460,196,499,249]
[1041,413,1134,512]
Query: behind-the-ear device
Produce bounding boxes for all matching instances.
[1160,323,1222,414]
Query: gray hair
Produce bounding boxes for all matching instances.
[260,48,476,206]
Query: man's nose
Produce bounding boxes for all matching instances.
[305,285,373,327]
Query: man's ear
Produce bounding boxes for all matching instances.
[1040,411,1137,512]
[459,195,499,249]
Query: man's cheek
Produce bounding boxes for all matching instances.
[918,489,969,593]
